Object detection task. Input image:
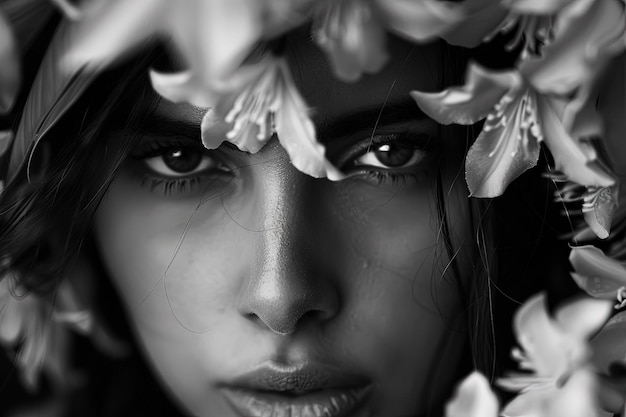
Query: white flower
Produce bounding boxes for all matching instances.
[411,0,624,204]
[445,371,499,417]
[152,54,343,180]
[498,292,612,417]
[312,0,507,81]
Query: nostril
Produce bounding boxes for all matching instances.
[242,293,339,336]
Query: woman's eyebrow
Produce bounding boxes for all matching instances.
[129,113,201,140]
[316,98,434,144]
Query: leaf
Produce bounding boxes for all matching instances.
[465,89,541,197]
[445,372,499,417]
[411,62,521,125]
[569,245,626,299]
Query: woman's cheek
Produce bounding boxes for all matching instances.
[93,173,248,334]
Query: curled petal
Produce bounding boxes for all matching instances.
[582,185,620,239]
[313,0,389,82]
[445,372,499,417]
[411,62,521,125]
[569,245,626,299]
[521,0,626,95]
[537,96,616,188]
[0,9,20,113]
[465,89,541,197]
[503,0,577,14]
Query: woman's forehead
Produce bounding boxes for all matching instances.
[154,35,443,129]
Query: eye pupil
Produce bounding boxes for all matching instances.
[162,148,203,173]
[374,144,414,167]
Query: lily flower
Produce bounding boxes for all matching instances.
[570,245,626,309]
[151,54,343,180]
[411,0,624,199]
[444,371,499,417]
[62,0,312,84]
[312,0,507,82]
[498,292,612,417]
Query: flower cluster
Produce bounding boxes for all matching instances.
[0,0,624,414]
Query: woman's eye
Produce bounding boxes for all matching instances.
[143,147,219,177]
[353,143,426,170]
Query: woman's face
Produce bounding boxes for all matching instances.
[95,36,471,417]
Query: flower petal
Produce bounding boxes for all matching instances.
[62,0,169,72]
[0,8,20,113]
[582,185,620,239]
[591,311,626,373]
[513,293,570,377]
[275,67,343,180]
[411,62,521,125]
[445,372,499,417]
[379,0,465,43]
[465,89,541,197]
[545,367,601,417]
[313,0,389,82]
[521,0,626,95]
[569,245,626,298]
[503,0,576,14]
[537,96,615,187]
[150,70,211,108]
[440,0,509,48]
[554,295,612,341]
[501,385,551,417]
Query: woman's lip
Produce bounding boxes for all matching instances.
[219,361,372,417]
[219,385,372,417]
[224,361,371,393]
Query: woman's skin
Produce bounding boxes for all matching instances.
[94,35,472,417]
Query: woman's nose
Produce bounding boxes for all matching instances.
[237,153,340,335]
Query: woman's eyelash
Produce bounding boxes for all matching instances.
[128,138,231,196]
